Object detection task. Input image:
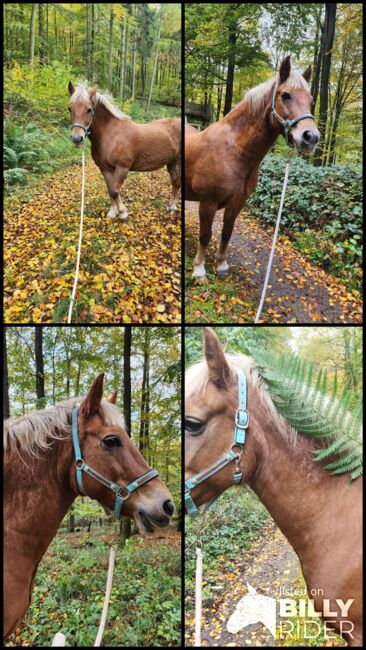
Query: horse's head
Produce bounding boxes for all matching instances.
[271,56,319,155]
[71,373,174,532]
[185,328,255,511]
[68,81,97,147]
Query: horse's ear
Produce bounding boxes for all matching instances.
[81,373,105,417]
[204,327,233,387]
[88,86,97,99]
[279,55,291,83]
[302,65,312,83]
[108,390,118,404]
[68,81,75,97]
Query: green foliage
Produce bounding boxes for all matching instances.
[248,156,363,288]
[185,489,269,598]
[12,532,181,647]
[244,344,362,481]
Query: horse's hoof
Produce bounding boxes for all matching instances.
[168,207,178,214]
[217,261,229,277]
[118,213,128,222]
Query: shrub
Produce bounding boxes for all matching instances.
[248,156,362,286]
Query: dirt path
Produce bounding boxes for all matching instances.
[185,203,362,323]
[185,521,301,647]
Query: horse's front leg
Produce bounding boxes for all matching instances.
[167,159,181,213]
[216,205,243,276]
[101,167,129,220]
[193,201,217,281]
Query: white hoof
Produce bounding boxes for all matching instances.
[168,204,178,214]
[106,208,118,219]
[192,262,207,281]
[118,212,128,222]
[217,260,229,276]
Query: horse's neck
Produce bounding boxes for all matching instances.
[89,103,131,144]
[5,440,75,557]
[247,424,355,559]
[223,99,278,163]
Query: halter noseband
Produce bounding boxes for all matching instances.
[185,370,249,516]
[270,79,315,145]
[72,407,159,520]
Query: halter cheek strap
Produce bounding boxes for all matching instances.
[185,370,249,516]
[270,79,315,145]
[72,407,159,520]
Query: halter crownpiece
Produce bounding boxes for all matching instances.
[72,407,159,520]
[185,369,249,516]
[270,79,315,145]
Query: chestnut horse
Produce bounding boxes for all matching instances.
[185,328,362,646]
[185,56,320,279]
[4,374,174,640]
[68,81,181,220]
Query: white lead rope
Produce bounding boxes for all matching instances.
[67,146,86,324]
[195,546,203,647]
[255,160,290,323]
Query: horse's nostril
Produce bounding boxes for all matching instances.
[163,499,174,516]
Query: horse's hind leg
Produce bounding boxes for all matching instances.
[193,202,217,281]
[216,206,241,276]
[167,158,181,213]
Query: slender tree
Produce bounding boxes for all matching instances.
[29,3,37,72]
[314,3,337,167]
[35,327,45,409]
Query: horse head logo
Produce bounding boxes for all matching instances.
[227,583,276,638]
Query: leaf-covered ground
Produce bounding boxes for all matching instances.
[4,159,181,323]
[185,521,346,647]
[185,204,362,324]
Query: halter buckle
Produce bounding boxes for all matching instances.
[235,408,249,429]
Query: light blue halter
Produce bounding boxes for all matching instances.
[270,79,315,145]
[72,407,159,520]
[185,370,249,516]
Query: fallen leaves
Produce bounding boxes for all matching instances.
[4,160,181,323]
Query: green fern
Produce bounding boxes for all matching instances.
[245,346,362,482]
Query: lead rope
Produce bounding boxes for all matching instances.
[51,546,116,647]
[255,152,291,323]
[67,144,86,324]
[186,493,239,647]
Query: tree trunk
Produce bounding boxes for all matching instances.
[3,330,10,419]
[86,2,91,79]
[29,3,37,72]
[90,3,95,79]
[223,8,238,116]
[131,4,137,101]
[35,327,45,409]
[38,3,45,66]
[139,330,150,455]
[108,6,114,92]
[123,327,132,437]
[314,3,337,167]
[147,12,161,111]
[119,10,126,100]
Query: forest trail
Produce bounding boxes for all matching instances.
[185,521,301,647]
[185,203,362,324]
[4,160,181,324]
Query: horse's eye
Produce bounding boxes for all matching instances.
[87,107,92,114]
[185,418,206,436]
[281,92,291,101]
[102,436,122,448]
